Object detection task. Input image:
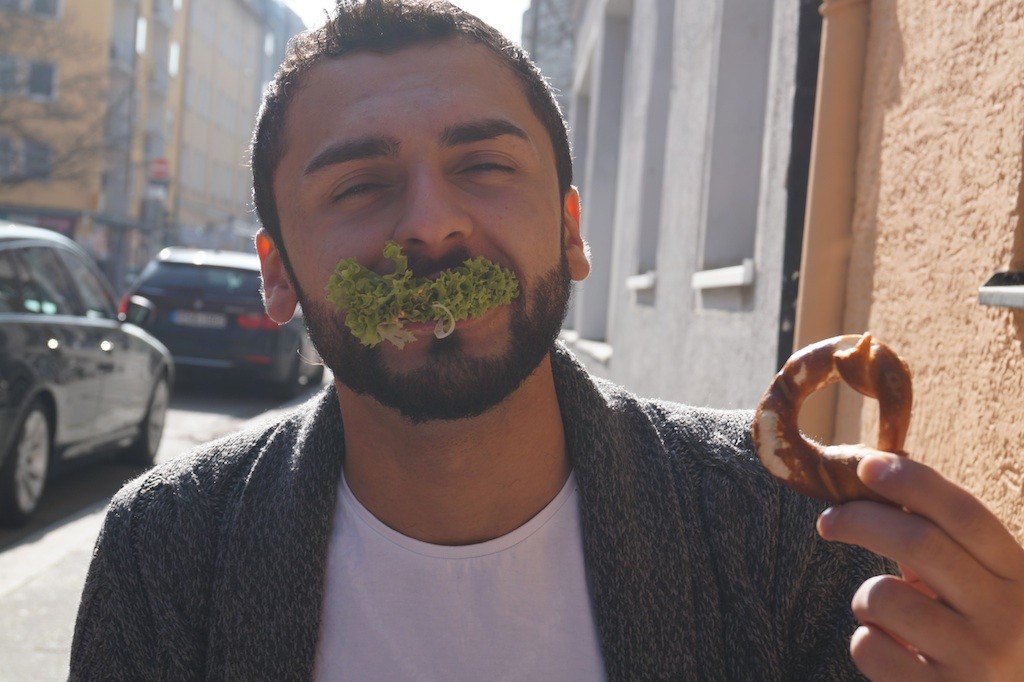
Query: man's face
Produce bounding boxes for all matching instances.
[260,39,589,421]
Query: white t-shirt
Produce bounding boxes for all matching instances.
[314,471,606,681]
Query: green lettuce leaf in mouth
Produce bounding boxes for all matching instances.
[325,240,521,349]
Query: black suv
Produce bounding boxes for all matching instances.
[0,223,174,526]
[122,247,323,398]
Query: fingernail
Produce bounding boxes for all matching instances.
[858,453,898,484]
[816,506,838,536]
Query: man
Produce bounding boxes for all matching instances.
[71,1,1024,679]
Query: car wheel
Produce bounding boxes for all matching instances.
[120,373,170,466]
[0,400,51,527]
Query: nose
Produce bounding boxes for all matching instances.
[392,165,473,256]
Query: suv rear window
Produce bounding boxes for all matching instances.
[139,262,261,297]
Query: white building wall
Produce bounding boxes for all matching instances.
[522,0,575,121]
[565,0,811,408]
[173,0,264,250]
[573,11,629,341]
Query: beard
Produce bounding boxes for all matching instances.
[295,249,571,424]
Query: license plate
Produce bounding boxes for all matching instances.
[171,310,227,328]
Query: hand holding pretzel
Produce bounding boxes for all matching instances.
[817,451,1024,680]
[754,334,1024,679]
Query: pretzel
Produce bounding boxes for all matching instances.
[751,333,912,503]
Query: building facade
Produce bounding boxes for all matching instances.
[564,0,820,409]
[521,0,575,124]
[811,0,1024,539]
[0,0,304,285]
[168,0,302,252]
[566,0,1024,539]
[169,0,265,251]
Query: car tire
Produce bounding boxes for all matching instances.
[120,373,171,467]
[0,400,52,527]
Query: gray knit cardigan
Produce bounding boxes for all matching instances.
[71,346,888,680]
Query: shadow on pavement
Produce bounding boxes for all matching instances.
[0,460,147,552]
[0,370,329,552]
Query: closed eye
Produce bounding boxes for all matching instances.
[331,182,386,202]
[462,162,515,174]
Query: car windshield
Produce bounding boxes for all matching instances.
[140,262,261,296]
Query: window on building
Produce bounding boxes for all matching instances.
[135,16,148,55]
[169,41,179,77]
[222,97,235,130]
[195,151,206,189]
[179,147,191,188]
[198,76,210,117]
[571,10,632,342]
[0,55,19,94]
[212,93,222,128]
[145,131,164,158]
[233,167,245,205]
[31,0,58,17]
[217,163,226,202]
[185,73,196,108]
[195,2,214,41]
[213,162,223,201]
[153,0,171,22]
[23,138,52,178]
[632,0,675,307]
[699,0,773,274]
[27,61,56,98]
[0,137,15,178]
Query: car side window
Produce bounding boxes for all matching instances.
[0,250,20,313]
[15,246,84,316]
[56,249,116,319]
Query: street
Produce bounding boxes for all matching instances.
[0,370,330,681]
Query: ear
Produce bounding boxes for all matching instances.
[255,229,299,324]
[562,187,590,282]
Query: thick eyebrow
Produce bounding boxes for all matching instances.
[303,136,401,176]
[440,118,530,147]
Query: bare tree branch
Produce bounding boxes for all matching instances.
[0,8,124,189]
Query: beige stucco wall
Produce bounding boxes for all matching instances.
[836,0,1024,541]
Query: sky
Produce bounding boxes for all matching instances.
[283,0,530,44]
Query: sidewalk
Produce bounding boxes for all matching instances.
[0,502,106,681]
[0,382,325,681]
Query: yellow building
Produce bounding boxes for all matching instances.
[0,0,304,284]
[0,0,176,286]
[0,0,110,235]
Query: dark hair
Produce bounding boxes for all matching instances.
[250,0,573,255]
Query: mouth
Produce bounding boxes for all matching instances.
[407,249,475,280]
[325,240,520,349]
[401,304,502,335]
